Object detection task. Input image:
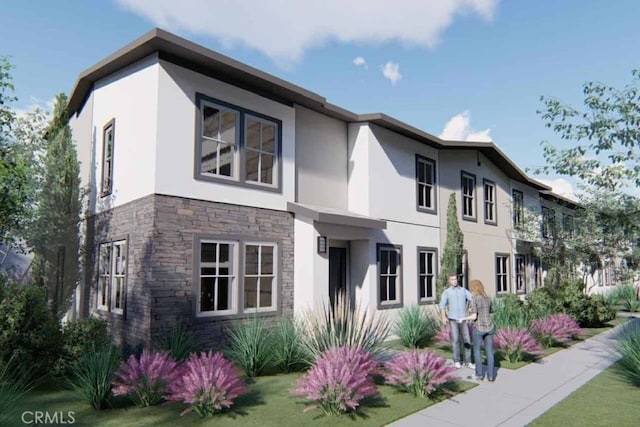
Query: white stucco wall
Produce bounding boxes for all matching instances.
[347,123,372,216]
[69,92,94,198]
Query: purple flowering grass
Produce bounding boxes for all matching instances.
[530,314,582,347]
[383,349,458,397]
[494,328,543,363]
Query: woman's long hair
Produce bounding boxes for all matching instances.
[470,279,488,298]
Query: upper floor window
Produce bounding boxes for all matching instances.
[512,190,524,229]
[483,179,497,225]
[196,94,281,191]
[418,248,437,303]
[461,171,476,221]
[496,254,509,294]
[416,155,436,213]
[96,239,127,315]
[562,214,575,239]
[100,119,115,197]
[378,244,402,308]
[542,207,555,239]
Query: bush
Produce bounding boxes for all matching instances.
[615,322,640,386]
[607,284,640,313]
[492,294,530,329]
[0,354,33,426]
[53,317,109,378]
[566,294,616,327]
[0,283,61,378]
[167,351,248,417]
[525,287,560,319]
[68,344,121,410]
[272,316,307,373]
[394,305,441,348]
[383,349,457,397]
[154,321,200,362]
[494,328,543,363]
[301,293,391,362]
[112,350,180,406]
[530,314,581,347]
[225,316,272,377]
[292,346,378,415]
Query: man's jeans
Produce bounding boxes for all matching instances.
[448,319,472,364]
[473,326,495,380]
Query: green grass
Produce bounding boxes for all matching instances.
[10,373,476,427]
[530,363,640,427]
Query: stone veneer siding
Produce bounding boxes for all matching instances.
[84,193,294,350]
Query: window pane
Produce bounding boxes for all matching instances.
[424,163,433,184]
[100,278,108,306]
[418,162,425,182]
[246,120,260,150]
[246,149,259,182]
[201,267,217,276]
[200,277,214,311]
[389,251,398,275]
[419,252,426,275]
[259,277,274,308]
[261,154,274,184]
[245,245,259,275]
[427,253,433,274]
[261,246,274,275]
[244,277,258,308]
[262,124,275,154]
[218,144,233,177]
[388,276,397,301]
[219,111,237,143]
[217,277,230,310]
[202,106,220,139]
[426,276,434,298]
[200,139,218,174]
[418,186,425,207]
[201,243,217,264]
[114,278,122,308]
[419,277,426,299]
[219,244,230,275]
[380,250,389,274]
[380,277,388,301]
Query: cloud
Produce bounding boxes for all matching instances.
[537,178,578,201]
[439,111,492,142]
[381,62,402,85]
[13,96,53,119]
[114,0,498,64]
[353,56,367,69]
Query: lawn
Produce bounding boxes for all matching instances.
[12,373,476,427]
[530,363,640,427]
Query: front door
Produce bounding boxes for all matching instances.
[329,247,347,309]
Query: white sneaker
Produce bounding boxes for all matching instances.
[467,363,476,369]
[454,362,462,369]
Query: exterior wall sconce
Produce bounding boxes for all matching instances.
[317,236,327,254]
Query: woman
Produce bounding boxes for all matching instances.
[458,279,495,381]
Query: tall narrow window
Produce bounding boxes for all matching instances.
[416,155,436,213]
[244,243,276,311]
[562,214,575,239]
[512,190,524,229]
[200,105,239,178]
[515,254,526,294]
[97,243,111,311]
[378,245,402,307]
[496,254,509,294]
[111,241,127,314]
[542,207,555,239]
[246,117,277,186]
[418,248,437,302]
[100,120,115,196]
[483,179,496,225]
[199,241,236,315]
[461,172,476,220]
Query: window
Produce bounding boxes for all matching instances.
[196,238,279,317]
[515,254,526,294]
[496,254,509,294]
[512,190,524,229]
[418,248,437,303]
[96,239,127,314]
[244,243,276,311]
[483,179,497,225]
[461,172,476,220]
[416,155,436,213]
[542,207,555,239]
[196,95,281,190]
[378,245,402,308]
[531,256,542,289]
[562,214,575,239]
[100,119,115,196]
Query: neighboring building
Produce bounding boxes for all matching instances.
[68,28,570,349]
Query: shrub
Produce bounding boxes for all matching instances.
[383,349,457,397]
[0,283,61,378]
[494,328,543,363]
[530,314,582,347]
[492,294,530,329]
[566,293,616,327]
[292,346,378,415]
[525,287,559,319]
[0,354,33,426]
[607,284,640,313]
[615,321,640,386]
[53,317,109,378]
[67,344,121,410]
[394,305,441,348]
[112,350,180,406]
[272,316,307,373]
[224,316,272,377]
[167,351,248,417]
[301,293,391,362]
[154,321,200,362]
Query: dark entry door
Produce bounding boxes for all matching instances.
[329,247,347,309]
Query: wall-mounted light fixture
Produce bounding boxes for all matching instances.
[317,236,327,254]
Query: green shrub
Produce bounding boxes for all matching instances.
[0,283,61,378]
[492,294,530,329]
[0,354,34,426]
[224,316,272,377]
[394,305,440,348]
[154,321,200,362]
[271,316,306,373]
[526,287,561,319]
[67,344,121,410]
[607,284,640,312]
[565,294,616,327]
[53,317,109,379]
[615,321,640,386]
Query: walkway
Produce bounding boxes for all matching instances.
[390,316,639,427]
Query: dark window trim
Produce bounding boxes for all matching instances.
[514,254,526,295]
[376,243,403,310]
[417,246,438,305]
[495,252,510,295]
[94,234,129,319]
[483,178,497,226]
[192,233,282,321]
[194,93,283,193]
[512,189,524,230]
[415,154,437,215]
[461,170,477,222]
[100,118,115,198]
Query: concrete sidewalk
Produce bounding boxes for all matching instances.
[390,317,639,427]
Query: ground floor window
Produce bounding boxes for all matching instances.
[515,254,526,294]
[496,254,509,294]
[418,248,437,303]
[378,244,402,307]
[96,239,127,314]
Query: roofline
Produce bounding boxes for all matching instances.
[540,190,582,209]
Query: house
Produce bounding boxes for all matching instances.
[68,28,568,349]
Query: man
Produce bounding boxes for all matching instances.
[440,273,474,369]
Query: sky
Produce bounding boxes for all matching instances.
[2,0,639,199]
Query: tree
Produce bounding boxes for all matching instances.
[29,93,81,318]
[436,193,464,300]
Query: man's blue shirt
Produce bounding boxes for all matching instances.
[439,286,472,320]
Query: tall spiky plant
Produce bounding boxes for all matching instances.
[436,193,464,300]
